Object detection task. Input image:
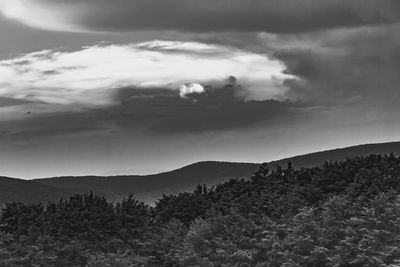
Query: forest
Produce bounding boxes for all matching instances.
[1,154,400,266]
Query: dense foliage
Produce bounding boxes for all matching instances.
[2,154,400,266]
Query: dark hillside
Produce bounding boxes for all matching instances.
[268,141,400,169]
[35,161,260,202]
[33,141,400,203]
[0,177,74,207]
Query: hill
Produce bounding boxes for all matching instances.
[35,161,260,203]
[0,177,74,208]
[2,141,400,206]
[35,142,400,203]
[268,141,400,169]
[0,177,113,208]
[33,141,400,203]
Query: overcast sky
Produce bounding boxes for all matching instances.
[0,0,400,178]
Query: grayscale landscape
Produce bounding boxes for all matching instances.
[1,0,400,266]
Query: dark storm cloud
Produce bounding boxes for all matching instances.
[0,86,303,141]
[0,97,33,107]
[274,25,400,105]
[97,86,302,134]
[182,25,400,112]
[3,0,400,33]
[82,0,400,33]
[0,111,112,141]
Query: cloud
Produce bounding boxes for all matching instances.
[0,85,302,142]
[179,83,205,98]
[0,111,110,141]
[0,97,33,107]
[0,40,289,109]
[142,94,300,134]
[187,25,400,124]
[274,25,400,106]
[1,0,400,33]
[0,0,79,32]
[108,85,304,134]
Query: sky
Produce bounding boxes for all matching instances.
[0,0,400,178]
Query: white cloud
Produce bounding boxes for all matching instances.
[0,0,79,31]
[179,83,205,98]
[0,40,289,108]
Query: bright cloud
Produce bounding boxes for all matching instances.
[179,83,205,98]
[0,40,289,108]
[0,0,79,31]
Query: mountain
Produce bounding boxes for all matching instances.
[34,141,400,203]
[34,162,260,204]
[0,177,74,208]
[267,141,400,169]
[2,141,400,206]
[0,177,114,208]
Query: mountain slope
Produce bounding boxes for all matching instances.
[35,162,260,203]
[0,177,74,208]
[267,141,400,169]
[9,141,400,205]
[0,177,113,208]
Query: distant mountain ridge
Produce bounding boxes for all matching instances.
[268,141,400,169]
[0,177,74,208]
[1,141,400,206]
[34,161,260,204]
